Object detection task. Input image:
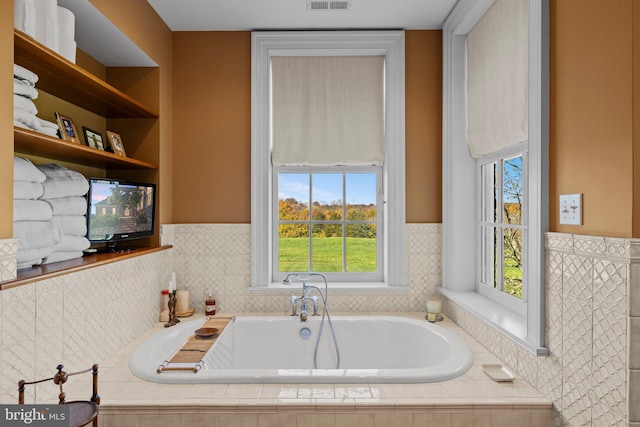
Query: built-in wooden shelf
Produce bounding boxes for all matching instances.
[1,246,172,290]
[14,127,159,170]
[14,30,159,118]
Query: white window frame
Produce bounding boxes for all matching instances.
[477,147,528,315]
[273,166,383,283]
[441,0,549,354]
[251,31,406,288]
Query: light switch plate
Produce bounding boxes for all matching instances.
[560,193,582,225]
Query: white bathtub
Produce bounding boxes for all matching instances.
[129,315,473,384]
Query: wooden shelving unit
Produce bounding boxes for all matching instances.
[14,127,158,170]
[14,30,158,118]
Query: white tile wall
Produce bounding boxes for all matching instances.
[0,239,18,281]
[445,232,639,427]
[162,223,442,315]
[0,249,172,403]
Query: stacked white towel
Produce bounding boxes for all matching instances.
[14,0,77,63]
[37,164,90,265]
[13,63,60,138]
[13,156,62,269]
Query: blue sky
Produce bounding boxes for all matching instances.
[279,173,376,205]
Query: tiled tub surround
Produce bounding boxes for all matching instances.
[162,223,442,314]
[0,238,18,282]
[47,313,551,427]
[0,249,173,404]
[444,233,639,427]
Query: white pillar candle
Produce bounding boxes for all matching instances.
[176,290,190,314]
[426,299,442,314]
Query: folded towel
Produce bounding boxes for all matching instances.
[18,258,43,270]
[37,164,89,199]
[14,0,36,39]
[14,120,30,130]
[14,107,41,131]
[57,235,90,252]
[46,196,87,216]
[14,220,63,250]
[42,251,83,265]
[14,94,38,115]
[38,117,58,130]
[17,246,53,265]
[51,215,87,237]
[14,200,53,221]
[14,156,46,183]
[37,126,59,138]
[14,64,38,86]
[14,78,38,99]
[14,181,44,200]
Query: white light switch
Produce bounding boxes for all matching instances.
[560,193,582,225]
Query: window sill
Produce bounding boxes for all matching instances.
[439,288,548,356]
[249,282,409,292]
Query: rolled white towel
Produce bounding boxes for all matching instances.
[18,258,43,270]
[37,126,59,138]
[42,251,83,265]
[46,196,87,216]
[14,199,53,221]
[14,107,42,131]
[13,63,38,86]
[14,94,38,115]
[14,156,46,183]
[56,235,90,252]
[38,117,58,130]
[14,0,36,39]
[17,246,53,265]
[14,120,30,130]
[14,181,44,200]
[36,117,60,137]
[14,79,38,99]
[58,36,76,64]
[37,164,89,199]
[51,215,87,237]
[34,0,59,52]
[14,219,63,250]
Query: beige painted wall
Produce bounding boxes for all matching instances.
[171,30,443,224]
[549,0,636,237]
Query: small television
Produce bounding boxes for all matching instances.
[86,178,156,249]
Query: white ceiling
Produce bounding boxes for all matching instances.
[146,0,459,31]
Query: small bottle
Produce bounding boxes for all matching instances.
[160,289,170,322]
[205,291,216,318]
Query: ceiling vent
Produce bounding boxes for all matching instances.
[307,0,351,11]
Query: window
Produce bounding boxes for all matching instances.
[441,0,548,354]
[274,168,382,282]
[478,150,527,314]
[251,31,405,288]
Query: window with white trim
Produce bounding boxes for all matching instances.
[442,0,548,354]
[251,31,406,288]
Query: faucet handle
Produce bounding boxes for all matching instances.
[311,295,319,316]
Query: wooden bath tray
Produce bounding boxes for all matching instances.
[157,316,234,373]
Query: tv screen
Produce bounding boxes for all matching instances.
[86,178,156,245]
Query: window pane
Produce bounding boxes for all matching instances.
[481,226,494,285]
[503,228,523,299]
[346,173,377,220]
[346,224,376,272]
[503,156,523,225]
[279,174,309,220]
[493,227,499,290]
[312,224,342,272]
[481,162,497,223]
[312,174,343,221]
[279,224,309,272]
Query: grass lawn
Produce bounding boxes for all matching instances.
[503,257,522,299]
[279,237,376,272]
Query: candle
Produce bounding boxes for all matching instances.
[426,298,441,315]
[176,290,190,314]
[171,272,176,289]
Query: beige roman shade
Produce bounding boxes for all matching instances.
[271,56,385,166]
[466,0,529,158]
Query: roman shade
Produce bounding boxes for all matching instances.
[466,0,529,158]
[271,56,385,166]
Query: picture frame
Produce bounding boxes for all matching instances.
[82,126,105,151]
[54,112,80,144]
[106,131,126,156]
